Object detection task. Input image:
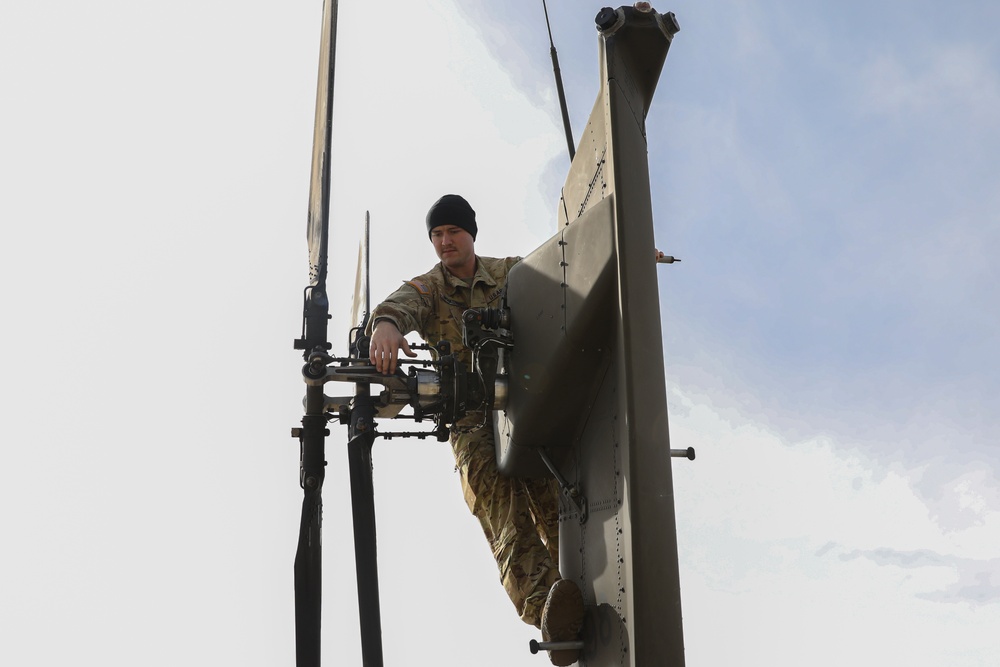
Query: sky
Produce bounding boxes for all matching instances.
[1,0,997,665]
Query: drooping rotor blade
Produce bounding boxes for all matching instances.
[294,417,325,667]
[347,385,384,666]
[294,1,339,666]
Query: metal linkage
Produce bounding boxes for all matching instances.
[378,428,449,442]
[538,449,588,523]
[309,326,513,441]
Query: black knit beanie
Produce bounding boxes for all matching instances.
[426,194,477,240]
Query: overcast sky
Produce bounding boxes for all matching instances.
[1,0,997,665]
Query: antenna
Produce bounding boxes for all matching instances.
[542,0,575,162]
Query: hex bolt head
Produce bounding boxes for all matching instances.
[595,7,617,31]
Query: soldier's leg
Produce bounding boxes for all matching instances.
[524,477,561,566]
[451,427,559,627]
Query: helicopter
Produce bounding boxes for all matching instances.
[293,3,690,665]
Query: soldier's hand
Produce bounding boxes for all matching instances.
[369,320,416,375]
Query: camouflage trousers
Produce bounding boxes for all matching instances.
[451,425,562,628]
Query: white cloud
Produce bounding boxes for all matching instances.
[670,383,1000,665]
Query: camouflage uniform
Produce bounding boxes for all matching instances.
[370,256,562,627]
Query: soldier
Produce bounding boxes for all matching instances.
[368,194,584,666]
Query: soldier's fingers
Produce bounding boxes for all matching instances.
[401,338,417,358]
[374,345,388,373]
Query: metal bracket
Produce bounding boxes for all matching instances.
[538,449,588,524]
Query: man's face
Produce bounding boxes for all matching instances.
[430,225,475,275]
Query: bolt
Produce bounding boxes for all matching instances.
[595,7,617,31]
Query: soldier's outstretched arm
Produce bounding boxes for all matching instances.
[369,319,416,375]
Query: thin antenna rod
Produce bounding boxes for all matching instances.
[542,0,575,162]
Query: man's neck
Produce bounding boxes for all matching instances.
[444,257,476,280]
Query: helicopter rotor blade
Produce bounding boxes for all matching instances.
[349,212,371,334]
[294,1,339,666]
[293,449,323,667]
[305,0,339,293]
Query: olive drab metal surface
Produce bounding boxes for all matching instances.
[494,6,684,665]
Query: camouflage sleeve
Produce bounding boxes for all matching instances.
[368,281,433,336]
[498,256,520,289]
